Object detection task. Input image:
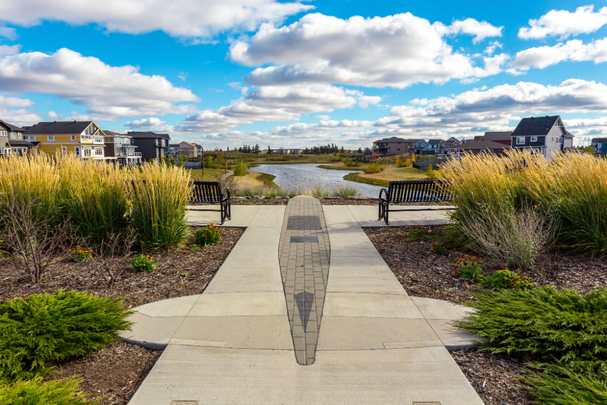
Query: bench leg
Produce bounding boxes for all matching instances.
[220,202,225,225]
[384,202,389,225]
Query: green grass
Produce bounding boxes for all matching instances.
[187,167,223,180]
[343,172,389,187]
[0,291,131,382]
[255,172,278,187]
[395,167,426,175]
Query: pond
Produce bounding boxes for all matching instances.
[249,164,383,198]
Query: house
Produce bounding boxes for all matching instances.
[128,131,170,162]
[104,131,141,166]
[172,141,199,159]
[25,121,106,159]
[439,137,461,153]
[0,120,33,155]
[372,137,417,156]
[269,148,301,155]
[413,139,430,154]
[445,139,509,158]
[591,138,607,155]
[511,116,574,159]
[474,131,512,145]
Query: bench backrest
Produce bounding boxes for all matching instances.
[387,179,453,203]
[190,181,222,203]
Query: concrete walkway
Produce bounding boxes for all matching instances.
[122,200,482,405]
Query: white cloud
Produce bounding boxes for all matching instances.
[0,25,17,40]
[0,44,19,55]
[231,13,506,89]
[0,0,312,40]
[47,110,91,121]
[0,48,199,120]
[434,18,503,43]
[563,116,607,137]
[0,94,33,107]
[519,5,607,40]
[373,79,607,138]
[178,72,188,81]
[177,84,380,133]
[484,41,502,56]
[511,38,607,70]
[125,117,175,133]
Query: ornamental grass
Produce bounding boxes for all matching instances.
[441,149,607,258]
[0,154,191,249]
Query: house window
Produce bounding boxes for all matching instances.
[62,146,67,154]
[0,130,7,137]
[94,147,103,156]
[71,135,76,141]
[17,133,22,140]
[48,136,55,141]
[10,132,17,139]
[531,136,537,142]
[83,148,92,157]
[75,146,80,156]
[517,137,525,145]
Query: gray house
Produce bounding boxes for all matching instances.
[0,120,32,155]
[591,138,607,155]
[128,131,170,162]
[372,137,418,156]
[511,116,574,159]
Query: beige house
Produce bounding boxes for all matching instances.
[372,137,418,156]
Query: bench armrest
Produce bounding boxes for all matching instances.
[221,188,231,201]
[379,188,389,201]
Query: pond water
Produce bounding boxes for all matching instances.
[249,164,383,197]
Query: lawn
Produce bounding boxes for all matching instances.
[343,165,428,187]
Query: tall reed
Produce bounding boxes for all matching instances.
[128,162,191,249]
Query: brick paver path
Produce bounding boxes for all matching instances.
[278,196,330,365]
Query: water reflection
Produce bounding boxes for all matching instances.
[249,164,382,198]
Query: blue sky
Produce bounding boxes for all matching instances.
[1,0,606,149]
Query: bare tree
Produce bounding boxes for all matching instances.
[89,228,136,287]
[0,194,71,283]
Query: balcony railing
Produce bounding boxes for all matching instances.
[81,135,92,142]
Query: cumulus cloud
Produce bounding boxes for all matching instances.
[125,117,175,133]
[434,18,503,43]
[563,116,607,137]
[177,84,379,133]
[0,25,17,40]
[0,94,33,107]
[0,44,19,55]
[47,110,91,121]
[519,5,607,40]
[374,78,607,138]
[0,48,199,120]
[0,108,41,126]
[511,38,607,70]
[231,13,507,89]
[0,0,312,40]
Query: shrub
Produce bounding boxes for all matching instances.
[204,156,215,168]
[194,224,222,246]
[128,162,191,249]
[432,241,448,255]
[233,161,248,176]
[409,226,427,241]
[404,158,412,167]
[365,163,382,174]
[332,185,361,199]
[130,254,156,272]
[0,291,131,382]
[457,287,607,364]
[0,377,96,405]
[455,255,484,282]
[483,269,535,290]
[68,246,93,262]
[426,164,441,179]
[458,205,555,268]
[525,363,607,405]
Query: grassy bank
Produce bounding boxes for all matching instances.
[343,166,428,187]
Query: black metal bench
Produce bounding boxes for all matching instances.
[187,181,231,224]
[378,179,454,225]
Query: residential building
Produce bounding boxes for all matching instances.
[128,131,170,162]
[511,116,574,159]
[439,137,461,153]
[474,131,512,145]
[372,137,417,156]
[269,148,301,155]
[104,131,142,166]
[172,141,199,159]
[445,139,509,158]
[0,120,32,155]
[25,121,106,159]
[413,139,430,154]
[591,138,607,155]
[427,139,442,154]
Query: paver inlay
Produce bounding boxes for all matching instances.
[278,196,330,365]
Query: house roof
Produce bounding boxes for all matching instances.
[127,131,170,140]
[103,130,128,136]
[449,140,509,151]
[25,121,95,135]
[592,138,607,143]
[0,120,26,132]
[373,137,409,143]
[8,140,33,147]
[512,116,561,137]
[483,131,512,141]
[428,139,442,145]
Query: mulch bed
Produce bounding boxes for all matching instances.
[364,225,607,405]
[0,226,243,404]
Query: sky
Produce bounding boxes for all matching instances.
[1,0,606,149]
